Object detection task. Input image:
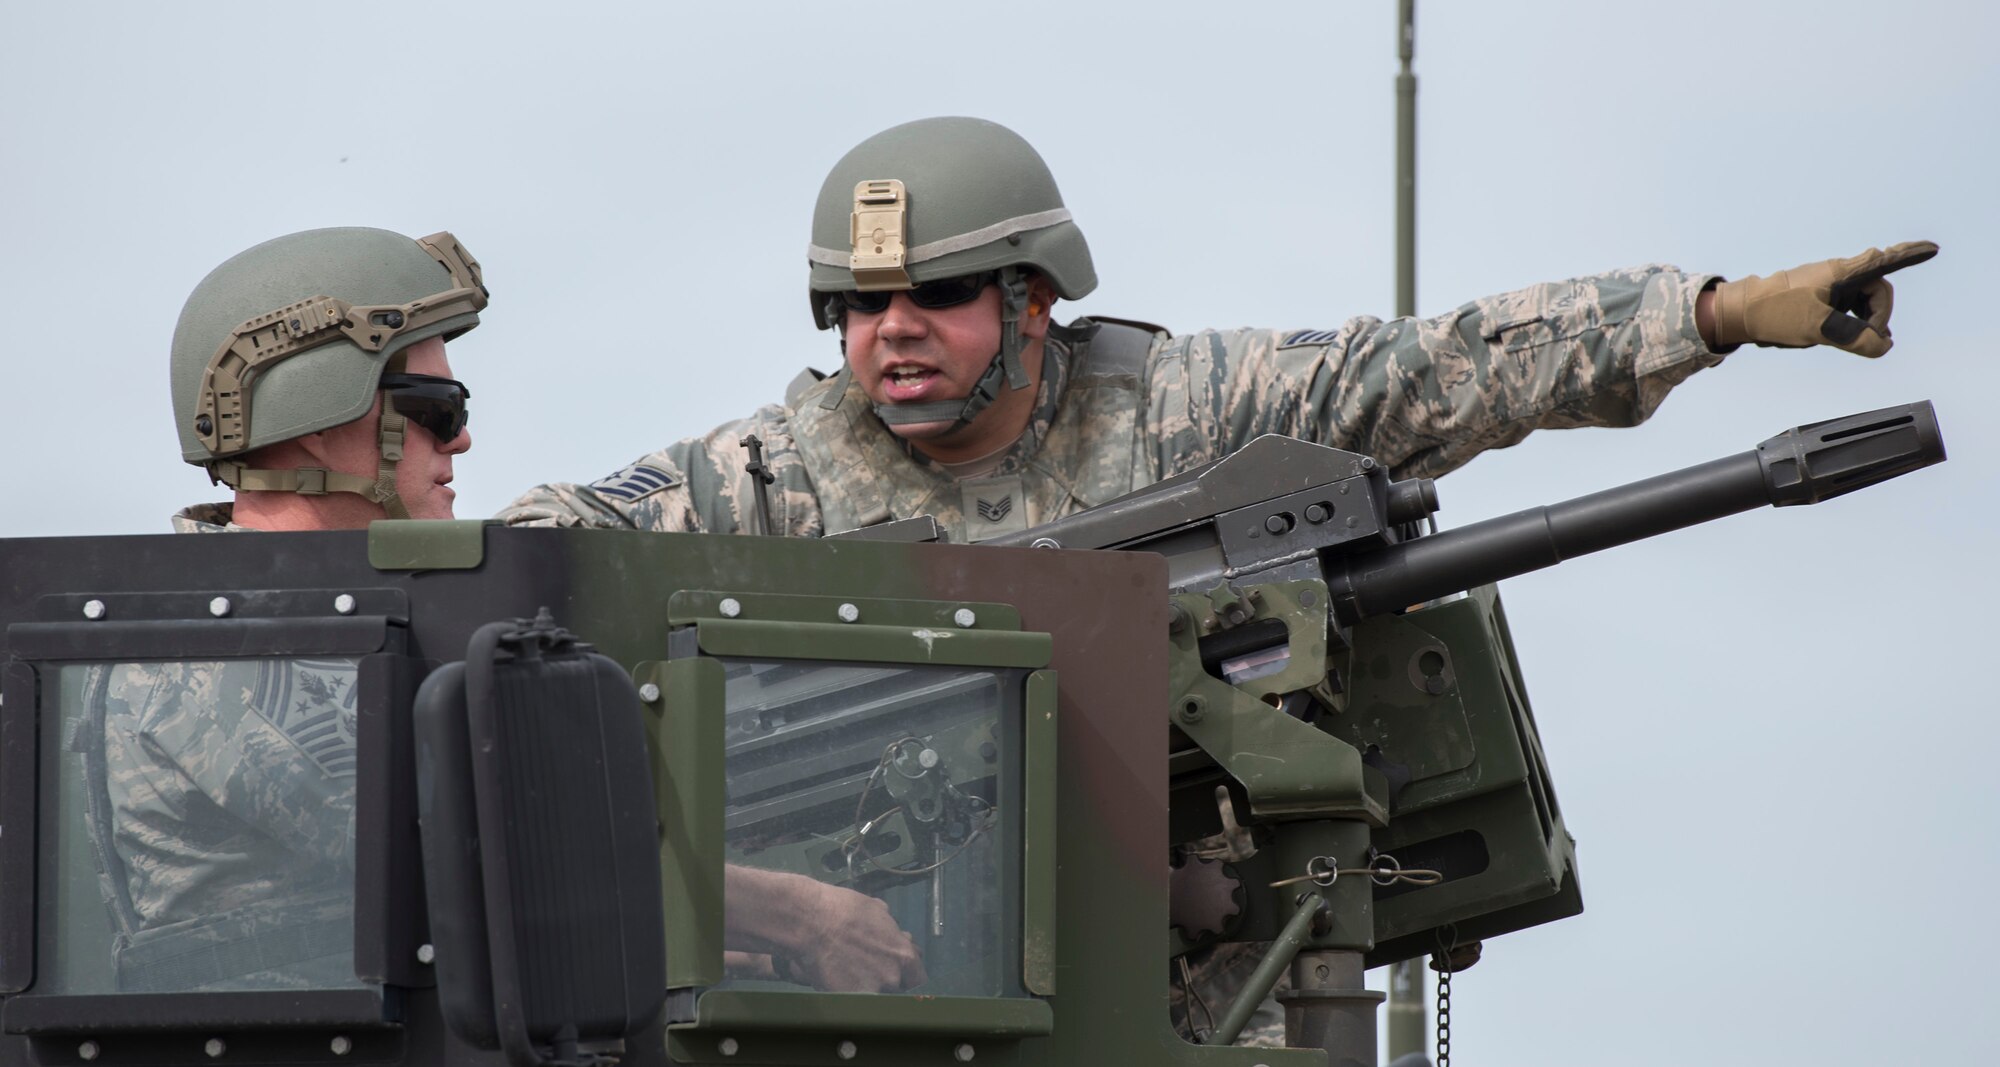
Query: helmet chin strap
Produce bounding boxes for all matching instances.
[205,401,413,519]
[870,267,1035,432]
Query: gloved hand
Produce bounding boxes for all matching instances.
[1712,240,1938,357]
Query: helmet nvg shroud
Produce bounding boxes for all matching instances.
[169,227,487,518]
[807,117,1096,429]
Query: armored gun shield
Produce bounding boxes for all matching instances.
[0,524,1286,1067]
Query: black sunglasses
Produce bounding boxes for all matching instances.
[838,271,997,315]
[380,373,471,443]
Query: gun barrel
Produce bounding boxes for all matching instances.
[1334,401,1944,621]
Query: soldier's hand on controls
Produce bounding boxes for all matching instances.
[790,881,928,993]
[1706,240,1938,358]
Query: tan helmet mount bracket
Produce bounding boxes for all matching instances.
[849,180,911,291]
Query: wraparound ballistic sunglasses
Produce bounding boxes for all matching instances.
[837,271,997,314]
[380,373,471,443]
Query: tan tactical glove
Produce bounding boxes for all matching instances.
[1712,240,1938,358]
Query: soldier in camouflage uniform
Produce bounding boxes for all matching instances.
[167,227,486,533]
[80,228,486,990]
[496,117,1934,1042]
[499,117,1930,548]
[87,658,365,991]
[140,228,926,995]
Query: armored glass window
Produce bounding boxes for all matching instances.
[47,658,365,995]
[717,658,1031,999]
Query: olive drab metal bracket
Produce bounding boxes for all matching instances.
[849,180,910,291]
[192,231,488,458]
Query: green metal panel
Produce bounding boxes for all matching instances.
[1336,612,1476,782]
[652,656,725,989]
[671,995,1056,1067]
[669,590,1022,632]
[364,518,487,570]
[586,535,1316,1064]
[694,619,1051,670]
[1332,585,1583,966]
[1022,669,1058,996]
[689,990,1053,1035]
[7,521,1349,1063]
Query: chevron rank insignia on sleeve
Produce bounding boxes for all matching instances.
[589,463,679,502]
[1278,329,1341,349]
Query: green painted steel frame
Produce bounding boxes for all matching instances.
[1166,586,1386,825]
[693,619,1049,669]
[651,657,726,990]
[658,592,1061,1056]
[1022,670,1057,996]
[667,590,1022,633]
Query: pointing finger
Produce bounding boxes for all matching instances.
[1841,240,1938,285]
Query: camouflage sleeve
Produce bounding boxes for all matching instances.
[102,660,358,924]
[111,662,356,859]
[494,405,824,537]
[1148,265,1723,478]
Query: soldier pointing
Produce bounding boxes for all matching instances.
[496,116,1935,1032]
[498,116,1935,547]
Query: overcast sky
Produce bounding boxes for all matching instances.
[3,2,1995,1064]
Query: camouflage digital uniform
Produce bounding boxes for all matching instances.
[500,266,1721,547]
[80,507,361,991]
[170,502,242,533]
[499,265,1721,1043]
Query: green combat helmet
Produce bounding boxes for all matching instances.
[169,227,487,518]
[807,117,1096,429]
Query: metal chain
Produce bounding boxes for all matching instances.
[1435,961,1451,1067]
[1268,853,1443,889]
[1434,926,1456,1067]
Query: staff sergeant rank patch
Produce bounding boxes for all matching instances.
[589,463,679,502]
[1278,329,1341,349]
[961,474,1028,542]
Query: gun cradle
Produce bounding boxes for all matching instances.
[1065,403,1944,971]
[1163,577,1567,968]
